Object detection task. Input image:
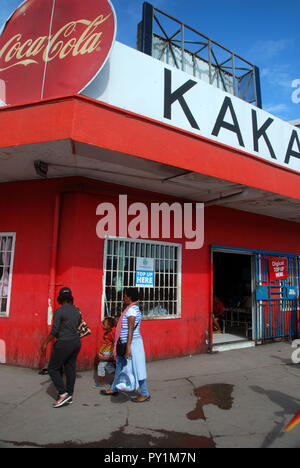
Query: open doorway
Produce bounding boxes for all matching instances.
[213,250,254,346]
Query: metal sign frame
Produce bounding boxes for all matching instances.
[138,2,262,108]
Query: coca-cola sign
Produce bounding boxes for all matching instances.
[0,0,116,105]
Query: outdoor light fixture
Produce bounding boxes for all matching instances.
[34,160,48,178]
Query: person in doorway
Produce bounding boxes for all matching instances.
[213,295,225,334]
[94,317,116,388]
[101,287,150,403]
[41,287,82,408]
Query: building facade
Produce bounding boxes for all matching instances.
[1,2,300,368]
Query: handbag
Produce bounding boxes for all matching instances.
[116,321,139,356]
[78,314,91,339]
[116,339,127,357]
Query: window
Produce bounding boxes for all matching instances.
[102,238,181,319]
[0,234,16,318]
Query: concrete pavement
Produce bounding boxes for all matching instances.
[1,341,300,449]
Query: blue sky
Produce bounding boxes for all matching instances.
[1,0,299,122]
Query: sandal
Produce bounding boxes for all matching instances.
[131,395,151,403]
[53,393,72,408]
[100,390,119,396]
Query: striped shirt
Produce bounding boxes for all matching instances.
[119,304,142,343]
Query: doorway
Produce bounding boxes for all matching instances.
[212,250,254,347]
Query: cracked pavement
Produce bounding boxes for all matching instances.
[1,341,300,449]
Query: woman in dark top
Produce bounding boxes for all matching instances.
[41,287,81,408]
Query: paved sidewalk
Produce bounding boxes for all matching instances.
[1,341,300,449]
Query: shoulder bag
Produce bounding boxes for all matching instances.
[116,321,138,357]
[78,313,92,339]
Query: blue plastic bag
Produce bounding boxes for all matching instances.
[116,359,136,392]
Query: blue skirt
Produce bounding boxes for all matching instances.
[130,337,147,382]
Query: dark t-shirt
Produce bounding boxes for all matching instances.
[50,304,81,341]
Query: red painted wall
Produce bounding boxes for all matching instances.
[1,176,300,369]
[0,179,54,367]
[0,177,210,368]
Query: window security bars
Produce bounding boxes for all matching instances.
[0,234,15,318]
[102,238,181,320]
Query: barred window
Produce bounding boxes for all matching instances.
[102,238,181,320]
[0,234,16,318]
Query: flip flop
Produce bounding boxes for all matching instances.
[100,390,119,396]
[131,395,151,403]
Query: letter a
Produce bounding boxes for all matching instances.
[285,130,300,165]
[212,96,245,147]
[96,203,116,238]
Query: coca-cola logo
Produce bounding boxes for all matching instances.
[0,0,116,105]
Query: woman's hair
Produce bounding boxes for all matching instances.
[104,316,116,328]
[57,291,74,305]
[124,287,140,302]
[57,287,74,305]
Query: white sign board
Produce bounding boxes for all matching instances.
[135,257,154,288]
[83,41,300,175]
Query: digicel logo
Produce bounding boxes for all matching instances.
[0,0,116,105]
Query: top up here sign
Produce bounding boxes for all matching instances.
[135,257,154,288]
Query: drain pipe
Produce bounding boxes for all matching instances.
[48,191,61,327]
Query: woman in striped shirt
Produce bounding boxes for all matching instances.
[101,287,150,402]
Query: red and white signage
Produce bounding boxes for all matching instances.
[0,0,116,105]
[268,257,289,281]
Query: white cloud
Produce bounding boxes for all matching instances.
[249,38,294,62]
[261,65,294,91]
[264,103,290,114]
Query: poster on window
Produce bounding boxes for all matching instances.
[268,257,289,281]
[135,257,154,288]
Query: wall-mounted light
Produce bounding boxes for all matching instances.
[34,160,48,178]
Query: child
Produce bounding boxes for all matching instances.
[213,295,225,334]
[94,317,116,388]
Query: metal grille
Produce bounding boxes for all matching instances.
[255,254,299,342]
[137,2,262,108]
[102,238,181,319]
[0,234,15,318]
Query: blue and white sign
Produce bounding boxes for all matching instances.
[287,287,298,300]
[135,257,154,288]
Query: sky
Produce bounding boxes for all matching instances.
[0,0,299,122]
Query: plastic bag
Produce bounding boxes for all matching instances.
[116,359,136,392]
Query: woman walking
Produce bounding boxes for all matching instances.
[101,287,150,402]
[41,287,82,408]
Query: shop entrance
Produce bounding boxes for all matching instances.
[212,250,254,347]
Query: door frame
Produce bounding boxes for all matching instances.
[210,245,255,350]
[210,245,300,350]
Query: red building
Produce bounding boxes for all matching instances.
[1,2,300,368]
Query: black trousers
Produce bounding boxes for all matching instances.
[48,337,81,396]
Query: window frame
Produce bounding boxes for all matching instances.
[101,236,182,321]
[0,233,16,319]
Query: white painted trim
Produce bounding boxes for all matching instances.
[0,232,16,318]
